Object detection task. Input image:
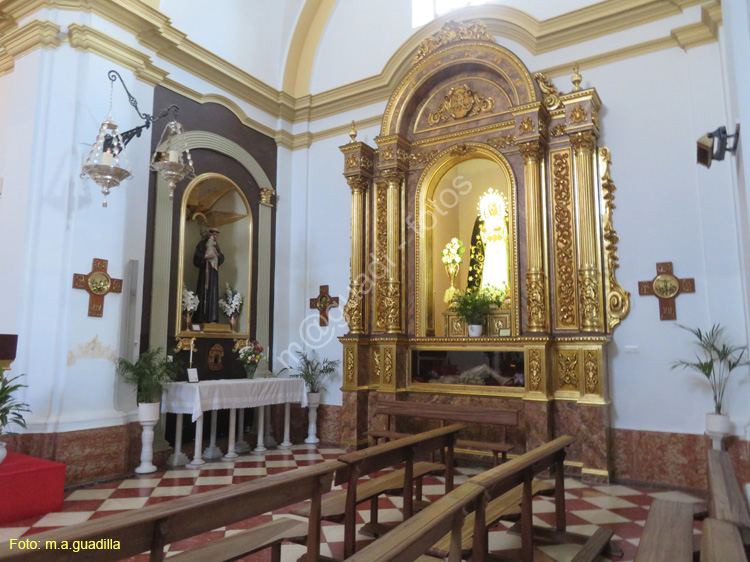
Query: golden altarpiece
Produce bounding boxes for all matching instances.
[339,22,629,481]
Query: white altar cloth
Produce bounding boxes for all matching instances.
[162,378,308,422]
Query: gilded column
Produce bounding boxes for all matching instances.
[343,176,368,334]
[570,131,603,331]
[381,169,404,334]
[519,141,548,331]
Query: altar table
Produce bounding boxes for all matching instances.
[162,378,308,467]
[0,452,65,524]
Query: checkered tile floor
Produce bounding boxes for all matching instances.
[0,445,704,561]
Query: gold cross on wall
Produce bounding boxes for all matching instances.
[72,258,123,317]
[638,262,695,321]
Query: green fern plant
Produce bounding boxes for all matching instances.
[116,348,182,404]
[671,324,748,415]
[451,289,492,325]
[0,366,30,434]
[293,349,339,393]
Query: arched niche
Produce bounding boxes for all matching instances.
[415,143,519,337]
[176,173,253,339]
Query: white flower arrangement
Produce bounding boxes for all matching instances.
[219,282,243,317]
[181,284,199,313]
[441,238,465,265]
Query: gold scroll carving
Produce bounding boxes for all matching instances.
[519,117,535,134]
[534,73,563,111]
[569,105,587,124]
[550,123,566,137]
[584,350,598,394]
[551,150,578,328]
[557,351,579,390]
[345,346,355,383]
[372,347,381,385]
[383,347,393,384]
[529,348,542,392]
[413,20,495,64]
[487,134,515,149]
[600,148,631,332]
[428,84,495,125]
[374,184,388,331]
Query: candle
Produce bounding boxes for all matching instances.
[189,341,193,367]
[168,150,179,163]
[100,150,113,166]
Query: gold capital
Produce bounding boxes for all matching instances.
[260,187,276,207]
[569,131,596,151]
[518,141,545,161]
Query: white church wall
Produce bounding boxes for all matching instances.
[3,44,156,433]
[158,0,305,90]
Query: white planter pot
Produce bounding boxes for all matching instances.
[706,413,731,450]
[468,324,483,337]
[0,442,6,466]
[135,402,161,474]
[305,392,321,444]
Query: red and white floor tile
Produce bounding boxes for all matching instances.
[0,445,704,561]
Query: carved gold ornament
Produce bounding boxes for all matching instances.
[428,84,495,125]
[232,338,249,352]
[552,151,577,327]
[599,148,630,331]
[529,349,542,392]
[375,186,388,331]
[557,351,579,389]
[343,284,364,333]
[519,117,535,134]
[381,146,395,161]
[518,141,544,161]
[345,154,358,168]
[208,343,224,371]
[372,348,381,383]
[259,187,275,206]
[346,347,355,383]
[569,105,587,124]
[410,149,439,165]
[346,175,369,193]
[569,131,596,151]
[413,20,495,64]
[584,350,598,394]
[487,134,515,149]
[579,271,601,329]
[550,123,566,137]
[174,337,196,354]
[383,347,393,384]
[534,73,563,111]
[526,272,546,329]
[384,281,401,332]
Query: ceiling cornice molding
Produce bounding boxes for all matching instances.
[0,0,722,148]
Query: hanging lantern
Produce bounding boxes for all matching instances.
[150,120,194,200]
[81,115,132,207]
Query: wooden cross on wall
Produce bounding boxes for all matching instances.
[638,262,695,321]
[72,258,123,317]
[310,285,339,326]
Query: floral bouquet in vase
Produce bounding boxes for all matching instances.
[238,340,264,378]
[181,284,199,328]
[219,282,243,331]
[441,238,465,304]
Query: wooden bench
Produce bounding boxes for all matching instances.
[292,424,464,559]
[367,400,519,466]
[702,449,750,561]
[0,460,342,562]
[633,498,695,562]
[345,436,613,562]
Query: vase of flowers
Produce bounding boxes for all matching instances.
[219,283,243,332]
[441,238,465,304]
[181,284,199,328]
[238,340,264,378]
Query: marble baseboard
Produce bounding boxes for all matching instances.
[1,423,144,487]
[612,428,750,490]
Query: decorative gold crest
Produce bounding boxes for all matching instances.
[534,73,562,111]
[428,84,495,125]
[519,117,535,134]
[569,105,587,124]
[413,20,495,64]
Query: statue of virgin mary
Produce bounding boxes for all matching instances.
[467,188,509,294]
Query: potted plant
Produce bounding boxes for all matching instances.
[0,366,30,465]
[672,324,748,447]
[451,290,492,336]
[116,348,182,473]
[293,349,340,444]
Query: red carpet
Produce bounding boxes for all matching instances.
[0,452,65,524]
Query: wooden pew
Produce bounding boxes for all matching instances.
[293,424,464,559]
[345,436,611,562]
[367,400,518,466]
[633,499,694,562]
[0,460,342,562]
[700,518,747,562]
